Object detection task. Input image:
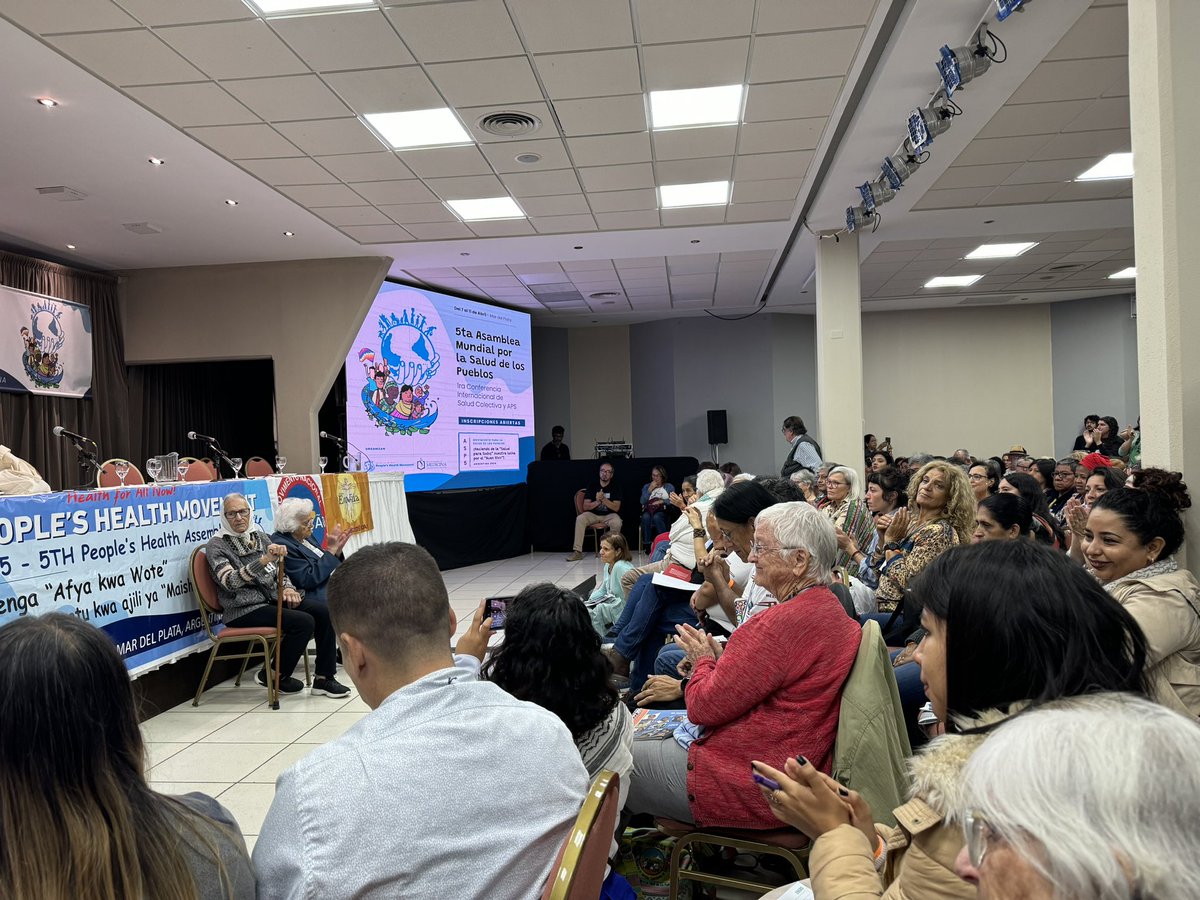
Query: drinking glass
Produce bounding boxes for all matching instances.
[146,458,162,483]
[275,455,287,475]
[343,454,353,472]
[177,460,191,482]
[319,455,328,474]
[114,460,130,486]
[230,457,243,479]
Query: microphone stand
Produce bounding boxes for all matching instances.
[206,440,236,480]
[322,433,371,472]
[71,436,103,490]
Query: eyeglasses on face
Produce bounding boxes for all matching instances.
[749,541,796,557]
[963,810,994,869]
[227,509,251,519]
[967,473,987,482]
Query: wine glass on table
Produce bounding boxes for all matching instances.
[145,458,162,483]
[275,455,287,475]
[114,460,130,486]
[319,455,328,474]
[177,460,191,483]
[230,457,243,479]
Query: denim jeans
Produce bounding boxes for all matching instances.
[640,510,668,548]
[614,574,698,694]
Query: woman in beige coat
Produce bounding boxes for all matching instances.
[752,541,1148,900]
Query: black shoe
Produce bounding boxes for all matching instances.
[256,669,304,694]
[311,676,352,698]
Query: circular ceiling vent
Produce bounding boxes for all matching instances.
[476,110,542,137]
[514,152,542,164]
[589,291,622,299]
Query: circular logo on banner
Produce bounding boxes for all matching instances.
[275,476,326,546]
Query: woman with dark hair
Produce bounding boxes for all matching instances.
[998,472,1065,549]
[838,465,906,591]
[1094,416,1123,456]
[718,461,742,484]
[1029,457,1055,492]
[639,465,675,552]
[1066,466,1129,562]
[0,614,255,899]
[869,448,894,473]
[1083,482,1200,717]
[972,493,1032,543]
[966,460,999,503]
[588,532,635,637]
[750,541,1148,900]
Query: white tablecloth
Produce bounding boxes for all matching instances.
[344,472,415,553]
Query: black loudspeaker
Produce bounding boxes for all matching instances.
[706,409,728,445]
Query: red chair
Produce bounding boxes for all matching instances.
[245,456,274,477]
[574,489,608,556]
[97,459,145,488]
[180,456,213,483]
[200,457,220,480]
[189,547,309,707]
[542,771,621,900]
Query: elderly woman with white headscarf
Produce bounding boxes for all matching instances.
[204,493,351,698]
[821,465,874,571]
[269,497,351,606]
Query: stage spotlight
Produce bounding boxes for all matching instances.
[995,0,1028,21]
[846,205,875,233]
[937,32,992,97]
[881,154,922,191]
[907,105,952,153]
[858,178,894,212]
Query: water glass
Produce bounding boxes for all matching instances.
[114,460,130,486]
[342,454,354,472]
[177,460,191,482]
[230,457,243,479]
[319,455,328,474]
[275,455,287,475]
[146,458,162,483]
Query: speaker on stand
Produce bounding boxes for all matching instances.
[706,409,728,464]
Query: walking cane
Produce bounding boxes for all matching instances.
[271,561,284,710]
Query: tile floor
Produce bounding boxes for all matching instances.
[144,550,615,854]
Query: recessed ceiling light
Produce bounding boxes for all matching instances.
[649,85,744,129]
[1076,152,1133,181]
[243,0,372,15]
[364,108,471,150]
[224,199,238,206]
[445,196,525,221]
[65,244,75,249]
[924,274,983,288]
[659,181,731,208]
[36,97,59,108]
[148,157,165,166]
[965,241,1037,259]
[283,231,295,236]
[1108,266,1136,279]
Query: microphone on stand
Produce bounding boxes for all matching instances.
[319,430,347,447]
[187,430,234,478]
[52,425,94,444]
[187,430,219,443]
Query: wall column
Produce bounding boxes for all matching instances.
[814,231,865,470]
[1128,0,1200,559]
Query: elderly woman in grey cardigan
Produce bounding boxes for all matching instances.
[205,493,351,698]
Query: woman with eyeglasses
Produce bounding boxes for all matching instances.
[820,466,874,570]
[967,461,999,503]
[1048,458,1077,520]
[839,466,907,592]
[749,541,1148,900]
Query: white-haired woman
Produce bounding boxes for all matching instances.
[821,465,874,570]
[270,497,351,606]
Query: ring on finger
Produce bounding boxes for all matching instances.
[770,790,782,805]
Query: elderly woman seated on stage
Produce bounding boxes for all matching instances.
[205,493,351,698]
[269,497,351,605]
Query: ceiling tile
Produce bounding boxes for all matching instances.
[660,207,726,226]
[480,139,573,173]
[744,78,842,122]
[738,118,826,154]
[595,210,660,229]
[187,123,301,159]
[468,219,538,236]
[952,135,1053,167]
[533,48,642,100]
[1009,57,1130,104]
[578,163,655,192]
[424,174,508,200]
[1048,179,1131,202]
[500,169,584,197]
[518,194,591,216]
[8,0,137,33]
[109,0,253,26]
[316,152,413,182]
[351,180,438,204]
[1045,6,1128,60]
[721,249,776,261]
[562,259,617,272]
[314,206,392,227]
[275,118,384,156]
[47,31,206,86]
[566,133,652,167]
[654,156,733,184]
[508,0,634,52]
[385,0,523,62]
[933,163,1022,190]
[652,125,737,161]
[586,189,658,212]
[642,39,750,91]
[911,187,994,210]
[340,224,414,243]
[531,214,599,233]
[469,276,525,288]
[157,20,307,80]
[980,183,1066,205]
[670,272,717,290]
[1029,128,1130,162]
[425,57,543,107]
[554,95,647,137]
[224,75,351,123]
[733,150,813,181]
[270,11,414,72]
[239,157,337,185]
[323,67,441,116]
[1062,96,1130,132]
[457,265,513,276]
[668,253,719,274]
[1002,158,1093,185]
[756,0,877,32]
[749,29,863,83]
[726,200,794,222]
[397,146,493,178]
[379,203,460,224]
[406,222,476,240]
[406,268,467,278]
[634,0,753,42]
[127,83,258,128]
[730,178,801,203]
[976,100,1092,139]
[510,263,565,275]
[278,183,368,207]
[614,257,665,269]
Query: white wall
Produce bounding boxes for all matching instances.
[568,325,633,459]
[532,325,571,451]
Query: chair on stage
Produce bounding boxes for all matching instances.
[97,459,145,488]
[574,489,608,556]
[542,770,622,900]
[189,546,309,707]
[180,456,214,483]
[245,456,274,477]
[200,457,220,481]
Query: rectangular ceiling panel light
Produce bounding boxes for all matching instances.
[1108,266,1136,279]
[445,197,525,221]
[245,0,373,15]
[965,241,1037,259]
[924,274,983,288]
[1076,152,1133,181]
[363,108,472,150]
[649,85,744,129]
[658,180,731,208]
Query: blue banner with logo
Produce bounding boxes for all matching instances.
[0,284,94,397]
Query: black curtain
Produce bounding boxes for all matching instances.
[317,364,347,472]
[129,360,277,472]
[0,251,129,491]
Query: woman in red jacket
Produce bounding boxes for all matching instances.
[625,501,861,829]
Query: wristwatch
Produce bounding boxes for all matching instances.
[884,541,902,552]
[693,527,707,538]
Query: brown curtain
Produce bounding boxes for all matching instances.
[0,251,129,491]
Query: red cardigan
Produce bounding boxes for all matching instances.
[684,585,861,829]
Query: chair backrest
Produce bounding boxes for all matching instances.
[97,459,145,488]
[245,456,274,477]
[200,458,219,480]
[573,489,586,516]
[542,771,621,900]
[189,547,224,639]
[184,463,213,482]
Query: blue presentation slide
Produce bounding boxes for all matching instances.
[345,281,534,491]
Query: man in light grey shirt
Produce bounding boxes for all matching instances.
[253,542,589,900]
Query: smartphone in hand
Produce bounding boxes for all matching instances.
[484,596,511,631]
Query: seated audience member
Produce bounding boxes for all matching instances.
[639,465,675,552]
[1119,418,1141,467]
[1001,445,1027,473]
[620,469,724,595]
[1012,455,1035,475]
[1093,415,1124,456]
[838,465,907,591]
[206,494,349,698]
[751,541,1148,900]
[0,443,51,494]
[718,461,742,485]
[1129,465,1182,493]
[869,448,894,473]
[1065,466,1127,560]
[0,614,255,899]
[540,425,570,461]
[567,461,622,562]
[1071,413,1101,451]
[1072,460,1091,497]
[863,433,877,467]
[587,533,635,637]
[270,497,350,605]
[950,448,971,466]
[625,502,861,829]
[1083,483,1200,717]
[997,471,1065,549]
[966,460,998,502]
[1028,456,1055,492]
[972,493,1032,543]
[254,543,589,900]
[820,465,874,570]
[788,467,817,495]
[1048,457,1077,519]
[780,415,823,477]
[952,694,1200,900]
